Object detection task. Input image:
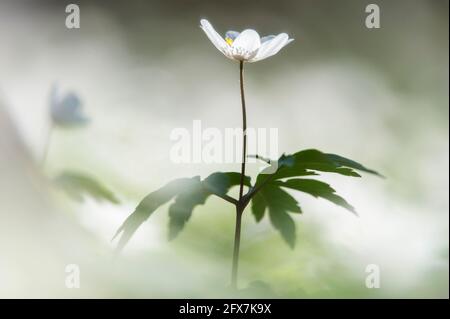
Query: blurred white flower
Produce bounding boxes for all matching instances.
[200,19,293,62]
[49,84,88,127]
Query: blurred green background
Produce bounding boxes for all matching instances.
[0,0,448,298]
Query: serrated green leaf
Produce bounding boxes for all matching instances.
[168,179,208,240]
[287,150,362,177]
[54,171,119,204]
[203,171,250,197]
[263,185,302,214]
[251,184,300,247]
[274,178,357,215]
[251,192,267,222]
[169,171,250,239]
[324,153,383,177]
[114,172,252,249]
[269,207,296,249]
[247,149,380,248]
[291,149,381,177]
[268,167,319,180]
[113,177,198,251]
[252,150,380,191]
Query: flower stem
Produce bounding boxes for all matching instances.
[231,205,243,289]
[41,121,54,166]
[238,61,247,201]
[231,60,247,289]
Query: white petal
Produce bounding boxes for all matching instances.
[250,33,292,62]
[232,29,261,53]
[261,35,275,43]
[200,19,230,56]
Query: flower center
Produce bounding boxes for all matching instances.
[225,37,234,46]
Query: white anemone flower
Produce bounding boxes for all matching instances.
[50,84,88,127]
[200,19,293,62]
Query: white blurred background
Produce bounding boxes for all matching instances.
[0,0,448,297]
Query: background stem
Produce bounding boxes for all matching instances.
[231,60,247,289]
[41,121,54,166]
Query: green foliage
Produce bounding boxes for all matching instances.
[248,149,380,246]
[274,179,356,214]
[54,171,119,204]
[113,172,249,251]
[255,149,382,182]
[253,184,301,248]
[114,149,381,250]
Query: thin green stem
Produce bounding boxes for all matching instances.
[238,61,247,201]
[41,120,54,166]
[231,206,243,289]
[231,60,247,289]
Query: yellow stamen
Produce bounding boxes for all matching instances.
[225,37,234,46]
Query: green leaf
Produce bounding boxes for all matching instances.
[287,150,362,177]
[168,179,208,240]
[247,149,380,249]
[290,149,382,177]
[273,179,357,214]
[252,149,381,190]
[254,153,295,178]
[251,184,301,248]
[53,171,119,204]
[114,172,252,250]
[262,184,302,215]
[203,172,250,198]
[113,177,198,251]
[252,154,307,189]
[325,153,383,177]
[251,192,267,222]
[269,207,296,249]
[169,171,249,239]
